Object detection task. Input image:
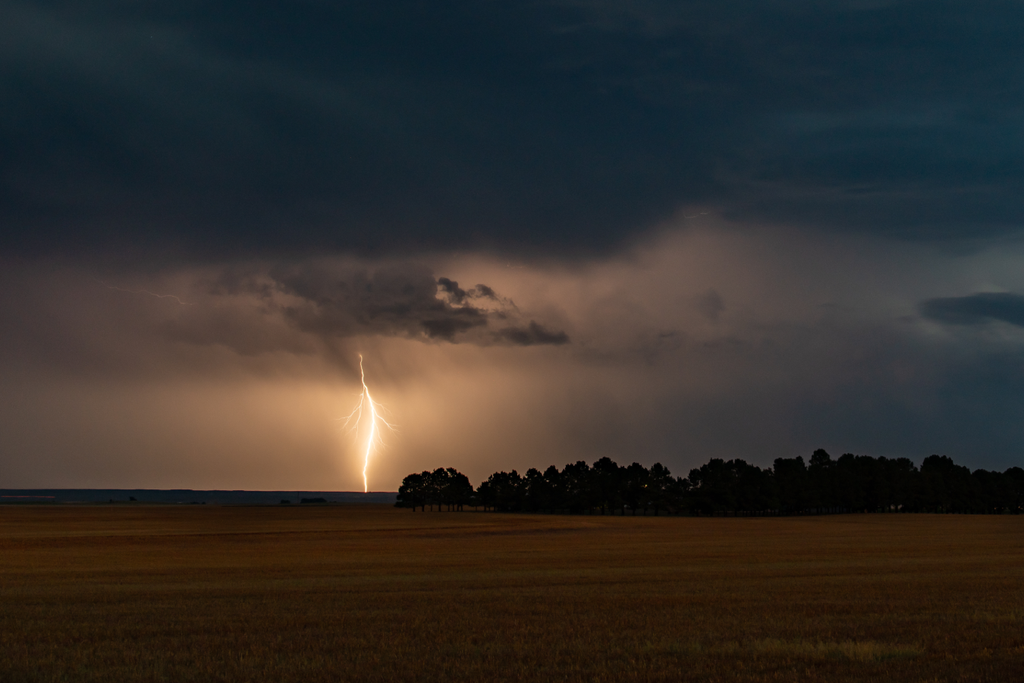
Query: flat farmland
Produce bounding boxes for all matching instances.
[1,506,1022,682]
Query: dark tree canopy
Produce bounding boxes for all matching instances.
[396,467,474,511]
[397,452,1024,516]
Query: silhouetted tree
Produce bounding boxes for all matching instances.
[398,450,1020,518]
[561,460,592,514]
[592,456,623,515]
[396,472,427,511]
[425,468,447,511]
[475,478,496,511]
[622,463,649,515]
[646,463,675,515]
[523,467,558,513]
[808,449,835,511]
[540,465,564,512]
[396,468,472,511]
[479,470,524,511]
[440,467,474,511]
[773,456,810,513]
[731,460,775,513]
[688,459,737,514]
[1004,467,1024,513]
[921,455,973,512]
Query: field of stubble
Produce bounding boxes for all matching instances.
[0,505,1022,683]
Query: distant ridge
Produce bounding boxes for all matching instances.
[0,489,397,505]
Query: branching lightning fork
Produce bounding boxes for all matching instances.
[342,355,395,493]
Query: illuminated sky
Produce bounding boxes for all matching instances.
[3,1,1024,489]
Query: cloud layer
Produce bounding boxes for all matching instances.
[3,220,1024,489]
[3,0,1024,258]
[920,292,1024,328]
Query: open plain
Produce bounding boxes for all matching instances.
[1,505,1021,683]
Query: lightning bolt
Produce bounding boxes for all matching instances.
[342,355,395,493]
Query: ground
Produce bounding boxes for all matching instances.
[1,505,1021,682]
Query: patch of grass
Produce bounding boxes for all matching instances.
[1,507,1022,682]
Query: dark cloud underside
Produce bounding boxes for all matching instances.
[920,292,1024,327]
[189,263,569,348]
[496,321,571,347]
[3,0,1024,258]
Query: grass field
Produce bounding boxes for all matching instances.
[1,506,1022,682]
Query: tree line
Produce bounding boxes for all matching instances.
[396,450,1024,515]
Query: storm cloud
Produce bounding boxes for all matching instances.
[263,263,563,344]
[920,292,1024,328]
[4,0,1024,259]
[496,321,570,347]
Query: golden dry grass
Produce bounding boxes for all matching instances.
[1,506,1022,682]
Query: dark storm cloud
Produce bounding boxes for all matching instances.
[170,262,570,349]
[272,265,492,342]
[920,292,1024,327]
[3,0,1024,258]
[496,321,571,347]
[436,277,499,305]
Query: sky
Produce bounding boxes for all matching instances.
[3,0,1024,490]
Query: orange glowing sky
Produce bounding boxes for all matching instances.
[3,218,1024,490]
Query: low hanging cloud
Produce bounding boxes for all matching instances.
[919,292,1024,328]
[436,277,500,305]
[495,321,570,347]
[179,260,570,352]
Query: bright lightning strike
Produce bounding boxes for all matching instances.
[342,355,395,493]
